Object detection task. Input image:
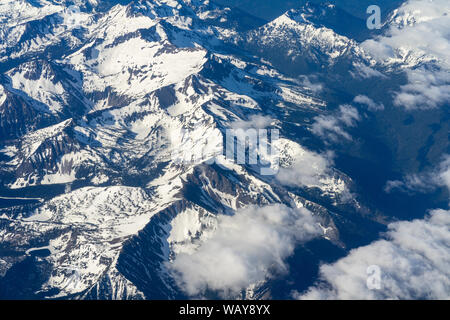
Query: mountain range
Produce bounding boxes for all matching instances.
[0,0,448,300]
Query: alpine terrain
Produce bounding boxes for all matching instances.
[0,0,448,300]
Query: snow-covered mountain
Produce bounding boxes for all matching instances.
[0,0,448,300]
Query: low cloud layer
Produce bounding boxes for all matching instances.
[169,204,321,297]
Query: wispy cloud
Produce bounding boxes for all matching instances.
[311,105,360,142]
[354,95,385,111]
[385,155,450,194]
[299,75,323,92]
[350,63,386,79]
[394,68,450,109]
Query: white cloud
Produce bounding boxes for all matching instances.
[299,75,323,92]
[230,114,274,130]
[168,204,321,298]
[311,116,350,141]
[338,104,360,126]
[362,0,450,65]
[385,155,450,195]
[351,63,387,79]
[361,0,450,109]
[277,150,333,187]
[361,39,395,61]
[440,156,450,191]
[311,105,360,142]
[354,95,385,111]
[384,174,434,194]
[298,155,450,300]
[297,209,450,300]
[394,68,450,109]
